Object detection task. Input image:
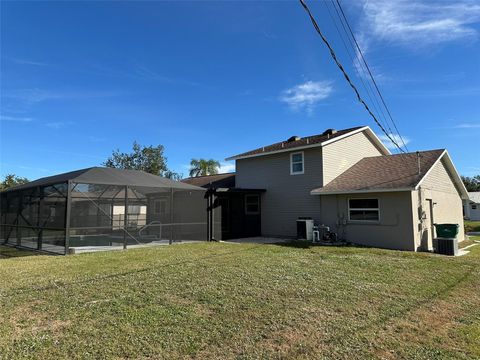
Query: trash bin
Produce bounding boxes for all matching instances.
[434,224,459,239]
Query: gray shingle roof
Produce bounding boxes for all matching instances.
[2,167,204,193]
[182,173,236,188]
[311,149,445,194]
[469,192,480,204]
[227,126,364,160]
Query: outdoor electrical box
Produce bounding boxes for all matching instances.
[297,217,314,241]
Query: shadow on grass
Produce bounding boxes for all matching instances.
[0,245,45,259]
[271,239,355,249]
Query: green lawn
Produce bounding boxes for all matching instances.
[0,242,479,359]
[465,220,480,233]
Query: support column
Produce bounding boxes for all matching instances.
[206,193,210,241]
[123,186,128,250]
[37,186,43,251]
[169,188,174,245]
[64,181,72,255]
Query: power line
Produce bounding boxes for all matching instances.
[334,0,409,152]
[322,1,394,143]
[298,0,406,153]
[326,0,397,140]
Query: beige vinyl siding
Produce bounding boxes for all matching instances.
[322,131,385,185]
[412,158,465,248]
[235,147,323,237]
[421,157,461,195]
[320,192,416,251]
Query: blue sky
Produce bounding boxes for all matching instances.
[1,0,479,180]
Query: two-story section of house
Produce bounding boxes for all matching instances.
[226,126,390,238]
[184,125,468,251]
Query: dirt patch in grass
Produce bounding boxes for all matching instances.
[9,300,71,339]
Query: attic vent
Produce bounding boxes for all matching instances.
[287,135,301,142]
[322,129,337,136]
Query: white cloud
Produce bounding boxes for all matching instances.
[378,133,411,150]
[45,121,74,129]
[218,162,235,173]
[0,115,33,122]
[280,80,333,112]
[360,0,480,46]
[452,123,480,129]
[11,58,48,66]
[2,88,123,104]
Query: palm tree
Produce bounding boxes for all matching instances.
[189,159,221,177]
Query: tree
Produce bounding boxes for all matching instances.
[0,174,30,191]
[189,159,221,177]
[104,142,169,176]
[103,142,183,180]
[164,170,183,181]
[462,175,480,192]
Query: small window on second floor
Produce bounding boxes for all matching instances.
[290,152,304,175]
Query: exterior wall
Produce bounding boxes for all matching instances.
[235,147,323,237]
[319,192,416,251]
[464,200,480,221]
[469,203,480,221]
[412,158,465,249]
[322,131,385,185]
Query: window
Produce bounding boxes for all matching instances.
[473,204,477,210]
[348,198,380,222]
[245,194,260,215]
[290,152,304,175]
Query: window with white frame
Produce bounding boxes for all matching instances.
[245,194,260,215]
[348,198,380,222]
[290,152,304,175]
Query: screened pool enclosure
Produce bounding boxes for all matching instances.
[0,167,207,254]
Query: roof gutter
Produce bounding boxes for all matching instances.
[310,187,413,196]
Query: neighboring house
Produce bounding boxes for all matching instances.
[197,125,467,251]
[464,192,480,221]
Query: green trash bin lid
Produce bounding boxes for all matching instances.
[434,224,459,238]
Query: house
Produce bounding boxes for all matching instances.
[182,173,264,240]
[193,126,468,251]
[464,192,480,221]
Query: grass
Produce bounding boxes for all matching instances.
[465,220,480,233]
[0,242,479,359]
[0,245,41,259]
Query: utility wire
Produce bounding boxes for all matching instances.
[298,0,405,153]
[327,0,396,140]
[322,1,393,141]
[334,0,409,152]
